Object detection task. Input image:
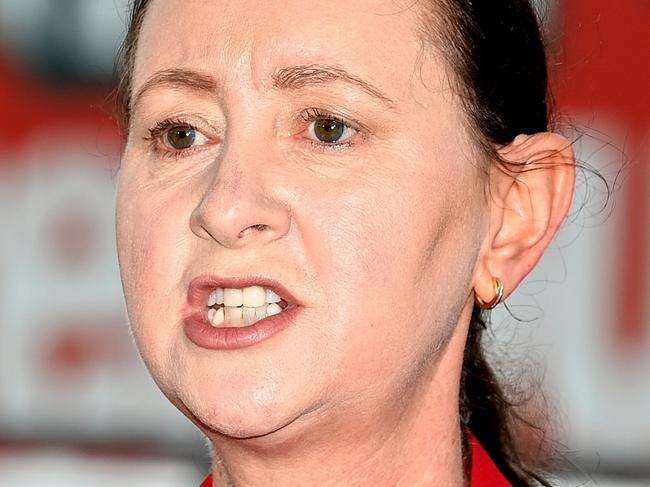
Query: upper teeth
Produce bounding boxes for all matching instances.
[208,286,282,308]
[206,286,285,328]
[207,288,223,306]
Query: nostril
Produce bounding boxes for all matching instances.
[238,224,268,238]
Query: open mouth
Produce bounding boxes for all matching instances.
[206,285,289,327]
[184,276,301,349]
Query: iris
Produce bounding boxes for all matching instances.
[313,119,345,143]
[167,126,196,149]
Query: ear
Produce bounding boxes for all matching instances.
[473,133,576,306]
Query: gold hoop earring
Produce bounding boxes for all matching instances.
[475,277,504,310]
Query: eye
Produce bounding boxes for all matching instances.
[166,126,196,149]
[145,118,213,157]
[163,125,208,150]
[310,119,355,144]
[300,108,359,145]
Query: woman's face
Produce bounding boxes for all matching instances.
[117,0,487,439]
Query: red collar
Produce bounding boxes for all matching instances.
[199,434,510,486]
[467,433,512,486]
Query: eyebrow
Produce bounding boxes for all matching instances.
[272,64,396,109]
[131,68,219,113]
[131,63,397,113]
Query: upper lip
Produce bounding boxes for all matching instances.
[186,275,300,308]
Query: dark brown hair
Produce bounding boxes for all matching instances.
[116,1,555,485]
[421,1,556,485]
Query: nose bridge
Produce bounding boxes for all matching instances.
[190,128,290,249]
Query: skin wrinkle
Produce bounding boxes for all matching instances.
[131,68,220,117]
[115,1,575,485]
[272,64,397,109]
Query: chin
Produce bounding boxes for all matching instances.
[170,375,310,441]
[146,312,331,443]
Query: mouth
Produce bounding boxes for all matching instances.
[206,285,289,327]
[183,275,301,349]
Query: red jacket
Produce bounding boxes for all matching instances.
[199,434,510,486]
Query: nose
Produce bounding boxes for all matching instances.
[189,148,291,249]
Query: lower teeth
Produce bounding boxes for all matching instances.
[208,303,284,327]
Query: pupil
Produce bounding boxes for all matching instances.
[167,127,195,149]
[314,119,344,143]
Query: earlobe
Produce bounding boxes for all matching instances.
[473,132,576,303]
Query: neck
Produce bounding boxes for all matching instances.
[206,318,471,487]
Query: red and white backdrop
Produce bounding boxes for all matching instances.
[0,0,648,473]
[0,0,199,452]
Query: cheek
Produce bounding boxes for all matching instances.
[299,188,414,351]
[297,155,484,386]
[309,172,470,305]
[115,175,192,363]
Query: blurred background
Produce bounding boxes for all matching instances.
[0,1,647,486]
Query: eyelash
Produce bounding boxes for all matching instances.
[143,108,363,159]
[144,118,206,160]
[299,107,362,151]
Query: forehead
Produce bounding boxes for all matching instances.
[133,0,437,97]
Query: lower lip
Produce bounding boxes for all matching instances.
[183,306,301,350]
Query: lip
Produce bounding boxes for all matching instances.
[183,275,303,350]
